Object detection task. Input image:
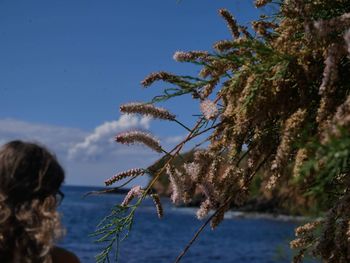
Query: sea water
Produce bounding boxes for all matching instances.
[59,185,305,263]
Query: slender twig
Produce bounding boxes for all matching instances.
[192,122,224,149]
[248,152,273,181]
[235,144,256,166]
[83,176,137,197]
[174,119,192,132]
[174,197,233,263]
[160,148,171,156]
[191,122,222,139]
[193,136,212,149]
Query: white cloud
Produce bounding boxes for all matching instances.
[68,114,152,161]
[0,118,86,156]
[0,117,183,187]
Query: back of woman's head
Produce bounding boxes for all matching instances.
[0,140,65,263]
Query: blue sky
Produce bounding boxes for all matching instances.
[0,0,262,186]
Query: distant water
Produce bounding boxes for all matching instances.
[58,185,304,263]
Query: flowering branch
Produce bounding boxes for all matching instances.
[96,2,350,262]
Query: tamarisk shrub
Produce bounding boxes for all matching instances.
[94,1,350,262]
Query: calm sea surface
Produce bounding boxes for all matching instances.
[59,185,305,263]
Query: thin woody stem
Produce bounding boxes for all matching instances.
[173,119,192,132]
[174,196,233,263]
[160,148,171,155]
[83,176,138,197]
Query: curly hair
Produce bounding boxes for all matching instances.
[0,140,65,263]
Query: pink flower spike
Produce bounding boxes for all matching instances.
[121,186,144,207]
[104,168,145,186]
[115,130,162,153]
[120,102,175,121]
